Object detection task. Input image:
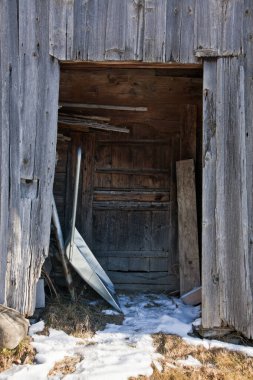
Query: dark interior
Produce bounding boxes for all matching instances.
[54,63,203,291]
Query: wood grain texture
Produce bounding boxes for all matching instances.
[202,60,221,328]
[2,0,253,339]
[0,0,59,316]
[49,0,245,62]
[202,57,253,338]
[176,159,200,295]
[244,0,253,339]
[56,67,201,293]
[0,0,20,306]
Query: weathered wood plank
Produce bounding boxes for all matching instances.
[80,133,95,247]
[104,0,127,60]
[108,271,172,284]
[0,0,20,307]
[202,60,221,328]
[176,159,200,295]
[5,0,59,316]
[143,0,167,62]
[93,191,170,202]
[124,0,144,60]
[49,0,74,60]
[87,0,109,61]
[194,0,219,52]
[72,0,89,60]
[166,0,196,63]
[216,58,252,337]
[115,282,178,292]
[243,1,253,339]
[95,250,169,258]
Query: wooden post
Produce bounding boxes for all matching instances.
[176,159,200,295]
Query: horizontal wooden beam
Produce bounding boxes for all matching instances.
[195,48,243,58]
[60,61,203,70]
[60,102,148,112]
[93,201,170,210]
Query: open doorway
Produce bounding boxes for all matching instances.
[53,63,203,292]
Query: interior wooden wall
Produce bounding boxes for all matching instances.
[54,66,202,290]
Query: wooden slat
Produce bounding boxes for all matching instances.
[176,159,200,295]
[202,60,221,328]
[107,271,172,285]
[143,0,167,62]
[93,191,170,202]
[87,0,108,61]
[149,258,169,272]
[215,59,251,337]
[0,0,20,306]
[49,0,74,60]
[244,0,253,339]
[0,0,60,316]
[166,0,196,63]
[93,201,170,210]
[115,283,178,292]
[95,251,169,258]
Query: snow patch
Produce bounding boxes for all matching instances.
[29,321,45,336]
[176,355,202,367]
[2,293,253,380]
[102,309,120,316]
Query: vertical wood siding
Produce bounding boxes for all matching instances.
[49,0,244,62]
[1,0,253,338]
[0,0,59,315]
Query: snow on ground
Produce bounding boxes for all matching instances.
[176,355,202,367]
[1,293,253,380]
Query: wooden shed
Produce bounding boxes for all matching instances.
[1,0,253,339]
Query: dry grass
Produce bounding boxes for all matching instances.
[48,355,82,377]
[42,295,124,338]
[133,334,253,380]
[0,337,35,373]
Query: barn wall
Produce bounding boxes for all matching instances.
[1,0,253,337]
[49,0,253,338]
[49,0,244,62]
[0,0,59,315]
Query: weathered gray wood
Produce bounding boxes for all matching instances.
[48,0,245,63]
[243,1,253,339]
[194,0,219,52]
[0,0,20,307]
[0,0,59,316]
[143,0,167,62]
[176,159,200,295]
[1,0,253,339]
[202,60,221,328]
[87,0,109,61]
[49,0,74,60]
[166,0,196,63]
[105,0,127,60]
[217,59,252,337]
[195,48,242,58]
[124,0,144,60]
